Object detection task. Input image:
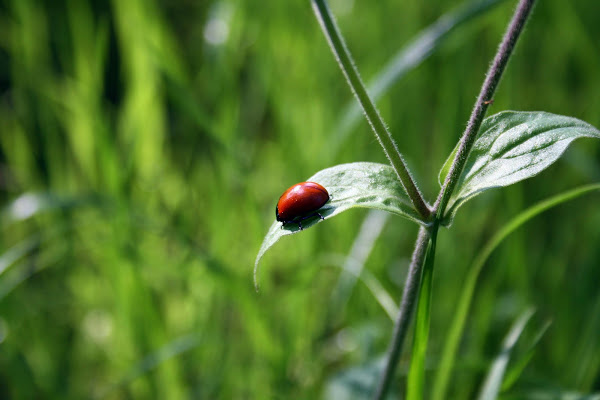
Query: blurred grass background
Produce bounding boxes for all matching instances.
[0,0,599,398]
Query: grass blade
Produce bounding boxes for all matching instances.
[96,334,200,399]
[501,319,551,392]
[330,210,391,317]
[406,226,438,400]
[431,183,600,400]
[477,308,535,400]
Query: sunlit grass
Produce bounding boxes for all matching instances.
[0,0,599,398]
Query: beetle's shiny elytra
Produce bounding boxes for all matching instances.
[276,181,330,230]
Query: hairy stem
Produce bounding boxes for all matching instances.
[372,226,432,400]
[312,0,431,220]
[434,0,536,217]
[372,1,537,399]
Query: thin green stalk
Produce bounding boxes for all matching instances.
[407,223,438,400]
[434,0,537,218]
[432,183,600,400]
[372,1,537,399]
[311,0,431,220]
[330,0,508,157]
[372,226,432,400]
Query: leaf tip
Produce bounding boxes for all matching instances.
[253,257,261,292]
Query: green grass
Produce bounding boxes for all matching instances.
[0,0,599,398]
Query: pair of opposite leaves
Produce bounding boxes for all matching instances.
[256,110,600,279]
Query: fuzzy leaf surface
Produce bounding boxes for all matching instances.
[254,162,425,287]
[444,111,600,222]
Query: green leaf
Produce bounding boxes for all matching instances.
[438,141,459,187]
[444,111,600,222]
[477,308,535,400]
[254,162,424,288]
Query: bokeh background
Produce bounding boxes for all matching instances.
[0,0,599,398]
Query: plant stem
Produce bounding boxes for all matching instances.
[434,0,537,218]
[406,223,438,400]
[372,226,432,400]
[311,0,431,221]
[373,1,536,399]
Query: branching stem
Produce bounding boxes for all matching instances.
[312,0,537,399]
[312,0,431,220]
[434,0,537,217]
[372,1,536,399]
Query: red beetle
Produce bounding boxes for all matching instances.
[276,181,330,230]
